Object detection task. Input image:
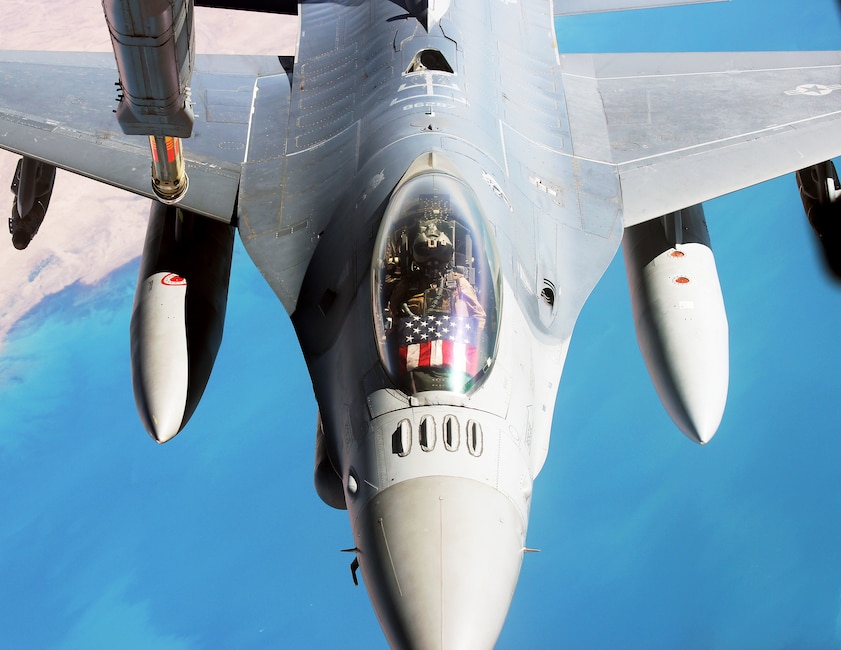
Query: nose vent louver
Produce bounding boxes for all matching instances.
[419,415,436,451]
[466,420,483,457]
[392,420,412,457]
[443,415,459,451]
[387,413,483,457]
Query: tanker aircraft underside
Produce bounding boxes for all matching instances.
[2,0,841,647]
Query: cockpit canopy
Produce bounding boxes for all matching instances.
[373,172,501,394]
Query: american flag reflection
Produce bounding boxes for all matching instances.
[398,314,480,375]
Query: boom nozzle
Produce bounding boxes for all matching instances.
[149,135,188,204]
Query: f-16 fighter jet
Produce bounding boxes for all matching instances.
[2,0,841,647]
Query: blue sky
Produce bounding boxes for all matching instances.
[2,1,841,648]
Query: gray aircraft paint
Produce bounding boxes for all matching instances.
[1,0,841,647]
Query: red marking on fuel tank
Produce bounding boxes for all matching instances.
[670,250,685,258]
[675,276,690,284]
[161,273,187,286]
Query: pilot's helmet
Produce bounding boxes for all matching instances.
[412,218,453,265]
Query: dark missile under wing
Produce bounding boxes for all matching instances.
[1,0,841,647]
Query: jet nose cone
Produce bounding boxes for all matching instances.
[353,476,526,650]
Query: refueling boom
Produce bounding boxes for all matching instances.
[103,0,195,203]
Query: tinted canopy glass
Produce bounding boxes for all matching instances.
[373,172,500,394]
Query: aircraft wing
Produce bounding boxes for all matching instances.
[559,51,841,226]
[0,51,288,221]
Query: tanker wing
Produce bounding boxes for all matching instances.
[0,51,288,222]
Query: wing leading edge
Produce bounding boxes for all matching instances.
[559,51,841,226]
[554,0,727,16]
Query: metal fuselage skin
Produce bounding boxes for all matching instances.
[242,2,623,647]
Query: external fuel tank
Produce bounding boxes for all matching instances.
[130,202,234,442]
[623,205,729,444]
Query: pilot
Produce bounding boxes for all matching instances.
[388,217,486,329]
